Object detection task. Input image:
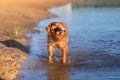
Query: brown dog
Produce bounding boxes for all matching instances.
[46,22,68,63]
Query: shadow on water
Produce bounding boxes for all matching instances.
[16,2,120,80]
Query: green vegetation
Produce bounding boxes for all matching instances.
[10,26,20,38]
[72,0,120,7]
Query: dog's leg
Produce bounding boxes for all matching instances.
[48,46,53,63]
[62,47,68,64]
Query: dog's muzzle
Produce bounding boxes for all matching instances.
[54,27,63,34]
[54,27,61,32]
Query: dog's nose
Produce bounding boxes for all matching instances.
[54,27,61,32]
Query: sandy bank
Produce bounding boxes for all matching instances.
[0,0,69,39]
[0,0,69,79]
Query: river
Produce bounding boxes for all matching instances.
[16,3,120,80]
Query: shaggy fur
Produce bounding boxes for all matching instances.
[46,22,68,63]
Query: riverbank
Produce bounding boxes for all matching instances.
[0,0,69,79]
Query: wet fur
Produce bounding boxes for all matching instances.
[46,22,68,63]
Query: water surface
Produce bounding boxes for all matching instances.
[17,3,120,80]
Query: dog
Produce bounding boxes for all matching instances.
[46,22,68,63]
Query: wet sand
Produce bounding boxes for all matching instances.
[0,0,69,79]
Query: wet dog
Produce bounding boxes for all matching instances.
[46,22,68,63]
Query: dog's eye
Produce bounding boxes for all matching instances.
[54,28,57,31]
[63,30,66,32]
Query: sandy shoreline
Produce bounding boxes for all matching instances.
[0,0,69,79]
[0,0,69,40]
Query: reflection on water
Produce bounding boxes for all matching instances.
[17,3,120,80]
[48,64,68,80]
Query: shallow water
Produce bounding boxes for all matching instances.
[17,3,120,80]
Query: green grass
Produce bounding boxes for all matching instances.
[10,26,20,38]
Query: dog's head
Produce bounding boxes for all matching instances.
[46,22,68,39]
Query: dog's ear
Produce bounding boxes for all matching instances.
[46,22,53,34]
[46,27,50,33]
[46,22,52,32]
